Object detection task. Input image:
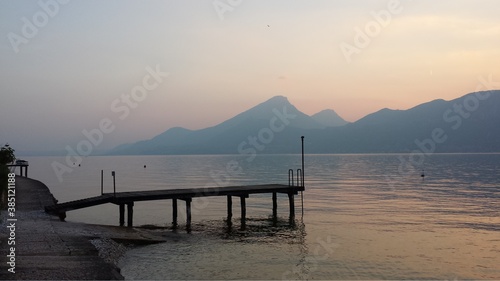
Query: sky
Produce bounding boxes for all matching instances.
[1,0,499,154]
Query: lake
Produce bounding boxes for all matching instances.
[23,153,500,279]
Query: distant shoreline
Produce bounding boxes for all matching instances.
[14,151,500,157]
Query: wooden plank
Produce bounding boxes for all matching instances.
[45,195,114,214]
[105,184,303,203]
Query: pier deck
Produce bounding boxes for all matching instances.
[45,184,305,229]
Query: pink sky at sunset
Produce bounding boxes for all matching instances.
[1,0,499,153]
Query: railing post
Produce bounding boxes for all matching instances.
[297,169,302,187]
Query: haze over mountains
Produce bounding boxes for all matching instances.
[109,90,500,155]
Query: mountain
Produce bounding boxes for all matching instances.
[308,90,500,153]
[108,96,326,155]
[311,109,349,127]
[109,90,500,155]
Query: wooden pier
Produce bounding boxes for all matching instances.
[45,137,306,230]
[45,184,305,229]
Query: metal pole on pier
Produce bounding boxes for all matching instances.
[301,136,305,186]
[301,136,305,217]
[101,170,104,195]
[112,171,116,197]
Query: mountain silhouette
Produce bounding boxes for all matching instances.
[309,90,500,153]
[108,90,500,155]
[311,109,349,127]
[109,96,325,155]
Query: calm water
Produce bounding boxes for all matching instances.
[23,154,500,279]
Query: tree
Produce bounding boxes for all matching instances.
[1,144,16,208]
[0,144,15,165]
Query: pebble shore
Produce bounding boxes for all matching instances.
[0,176,166,280]
[91,238,129,268]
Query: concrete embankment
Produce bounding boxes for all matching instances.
[0,176,165,280]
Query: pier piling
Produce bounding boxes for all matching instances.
[240,195,247,229]
[172,199,178,227]
[127,202,134,227]
[184,198,192,230]
[288,192,295,223]
[119,204,125,226]
[227,196,233,224]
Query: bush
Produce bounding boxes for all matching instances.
[0,144,15,165]
[0,144,15,207]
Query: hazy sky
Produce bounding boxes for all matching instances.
[1,0,499,153]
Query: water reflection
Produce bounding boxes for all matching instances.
[24,154,500,279]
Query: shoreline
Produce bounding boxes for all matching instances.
[0,176,167,280]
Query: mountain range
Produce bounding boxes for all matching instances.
[108,90,500,155]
